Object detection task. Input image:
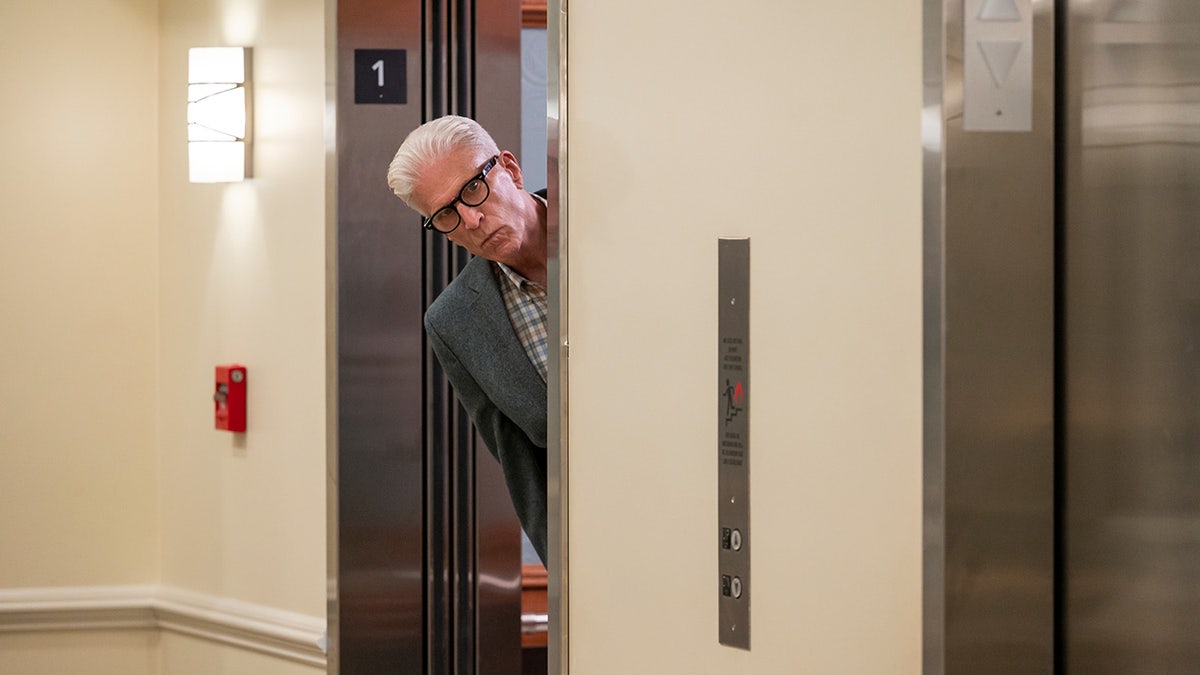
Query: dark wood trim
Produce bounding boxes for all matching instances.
[522,2,547,28]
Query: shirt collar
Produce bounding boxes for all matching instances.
[495,261,537,290]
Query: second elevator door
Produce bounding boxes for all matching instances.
[1062,1,1200,672]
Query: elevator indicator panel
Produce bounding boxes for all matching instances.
[718,237,750,650]
[964,0,1032,131]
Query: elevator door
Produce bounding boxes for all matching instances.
[1062,0,1200,672]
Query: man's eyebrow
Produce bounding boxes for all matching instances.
[431,163,480,209]
[427,177,460,212]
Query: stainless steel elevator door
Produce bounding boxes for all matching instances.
[1063,1,1200,672]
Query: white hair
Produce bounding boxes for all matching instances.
[386,115,500,212]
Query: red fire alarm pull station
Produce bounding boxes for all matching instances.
[214,365,247,432]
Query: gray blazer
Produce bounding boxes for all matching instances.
[424,255,548,563]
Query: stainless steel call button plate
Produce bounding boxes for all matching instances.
[718,237,750,650]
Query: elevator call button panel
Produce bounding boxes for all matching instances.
[718,238,750,650]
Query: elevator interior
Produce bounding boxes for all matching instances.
[928,0,1200,673]
[328,0,540,673]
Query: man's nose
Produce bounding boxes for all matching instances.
[457,202,483,229]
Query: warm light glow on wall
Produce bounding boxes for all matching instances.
[188,47,252,183]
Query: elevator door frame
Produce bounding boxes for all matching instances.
[925,0,1058,671]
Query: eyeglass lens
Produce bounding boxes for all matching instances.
[429,160,495,232]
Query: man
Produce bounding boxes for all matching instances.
[387,115,549,564]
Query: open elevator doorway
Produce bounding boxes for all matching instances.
[330,1,552,673]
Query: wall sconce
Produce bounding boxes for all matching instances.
[188,47,252,183]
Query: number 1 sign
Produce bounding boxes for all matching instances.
[354,49,407,104]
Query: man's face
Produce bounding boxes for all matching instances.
[414,147,532,265]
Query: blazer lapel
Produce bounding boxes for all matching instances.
[459,257,548,445]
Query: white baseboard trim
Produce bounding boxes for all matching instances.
[0,585,326,668]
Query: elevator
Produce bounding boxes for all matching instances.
[927,0,1200,673]
[328,0,530,673]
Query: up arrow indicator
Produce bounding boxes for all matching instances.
[979,0,1022,21]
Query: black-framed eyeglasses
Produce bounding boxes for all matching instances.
[422,155,499,233]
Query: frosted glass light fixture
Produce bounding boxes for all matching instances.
[188,47,252,183]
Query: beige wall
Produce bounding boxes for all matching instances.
[0,632,158,675]
[156,0,327,617]
[565,2,922,673]
[0,0,160,588]
[159,631,318,675]
[0,0,327,672]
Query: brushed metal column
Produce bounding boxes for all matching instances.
[546,1,569,674]
[1062,1,1200,672]
[927,0,1057,672]
[332,1,427,670]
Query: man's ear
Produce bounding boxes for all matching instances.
[500,150,524,189]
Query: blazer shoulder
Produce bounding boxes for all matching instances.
[425,257,496,329]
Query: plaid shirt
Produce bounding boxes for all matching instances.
[494,261,548,382]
